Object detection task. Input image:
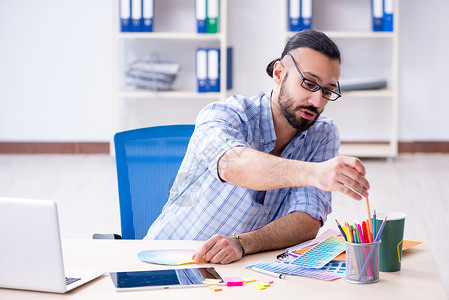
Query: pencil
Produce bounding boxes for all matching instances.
[335,219,347,241]
[357,217,388,281]
[365,197,373,239]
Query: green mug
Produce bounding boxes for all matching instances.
[375,211,406,272]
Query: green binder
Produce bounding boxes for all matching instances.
[206,0,219,33]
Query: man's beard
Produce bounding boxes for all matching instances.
[278,72,322,132]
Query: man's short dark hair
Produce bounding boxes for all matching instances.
[266,29,341,78]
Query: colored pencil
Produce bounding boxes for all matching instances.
[335,219,348,241]
[361,221,367,243]
[365,197,374,236]
[357,217,387,281]
[357,223,365,243]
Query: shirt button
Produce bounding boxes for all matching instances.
[264,208,269,214]
[269,142,274,146]
[261,138,265,143]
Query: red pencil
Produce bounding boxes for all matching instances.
[362,221,369,243]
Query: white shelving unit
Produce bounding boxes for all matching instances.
[111,0,230,141]
[280,1,399,158]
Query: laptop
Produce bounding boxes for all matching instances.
[0,197,105,293]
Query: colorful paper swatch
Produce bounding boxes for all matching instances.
[289,236,345,268]
[246,261,345,281]
[138,249,197,265]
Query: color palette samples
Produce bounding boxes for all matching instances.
[289,236,346,268]
[246,261,345,281]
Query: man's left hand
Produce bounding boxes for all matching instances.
[192,234,243,264]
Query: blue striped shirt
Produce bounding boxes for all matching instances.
[144,93,340,240]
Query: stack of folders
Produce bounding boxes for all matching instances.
[195,0,220,33]
[372,0,394,32]
[196,47,232,93]
[120,0,153,32]
[125,55,181,91]
[288,0,313,32]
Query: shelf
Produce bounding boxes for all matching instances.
[114,89,224,99]
[341,89,394,98]
[285,30,395,39]
[116,32,223,40]
[281,0,400,158]
[340,143,397,157]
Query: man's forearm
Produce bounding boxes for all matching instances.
[219,146,370,200]
[218,147,314,191]
[239,211,321,254]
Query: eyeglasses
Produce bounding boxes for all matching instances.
[286,52,341,101]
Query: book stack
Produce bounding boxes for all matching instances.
[196,47,232,93]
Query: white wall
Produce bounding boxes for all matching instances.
[0,0,448,142]
[0,0,113,141]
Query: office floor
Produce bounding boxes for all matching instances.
[0,153,448,295]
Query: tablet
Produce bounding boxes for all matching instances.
[108,267,223,291]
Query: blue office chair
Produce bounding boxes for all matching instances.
[113,125,195,240]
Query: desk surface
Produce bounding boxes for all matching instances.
[0,239,447,299]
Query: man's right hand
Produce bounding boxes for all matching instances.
[312,155,370,200]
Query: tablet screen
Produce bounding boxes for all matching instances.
[109,267,223,291]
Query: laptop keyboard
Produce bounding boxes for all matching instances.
[66,277,81,286]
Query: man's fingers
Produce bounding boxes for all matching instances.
[338,160,370,197]
[342,156,366,175]
[194,236,219,263]
[340,184,363,201]
[194,235,243,264]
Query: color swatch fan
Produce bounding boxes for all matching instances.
[138,249,197,266]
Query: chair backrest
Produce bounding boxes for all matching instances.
[114,125,195,239]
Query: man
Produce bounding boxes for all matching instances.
[145,30,370,265]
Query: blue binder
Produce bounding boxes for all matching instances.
[288,0,301,31]
[196,48,208,93]
[300,0,312,30]
[196,0,207,33]
[207,48,220,92]
[226,47,233,91]
[142,0,153,32]
[120,0,131,32]
[383,0,394,32]
[372,0,383,31]
[131,0,142,32]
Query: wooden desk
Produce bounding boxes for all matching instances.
[0,239,446,299]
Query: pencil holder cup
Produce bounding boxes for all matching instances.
[345,241,381,284]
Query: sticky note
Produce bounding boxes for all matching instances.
[223,276,243,287]
[202,279,222,285]
[243,277,257,283]
[208,285,222,292]
[254,282,270,288]
[259,279,274,284]
[250,284,266,290]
